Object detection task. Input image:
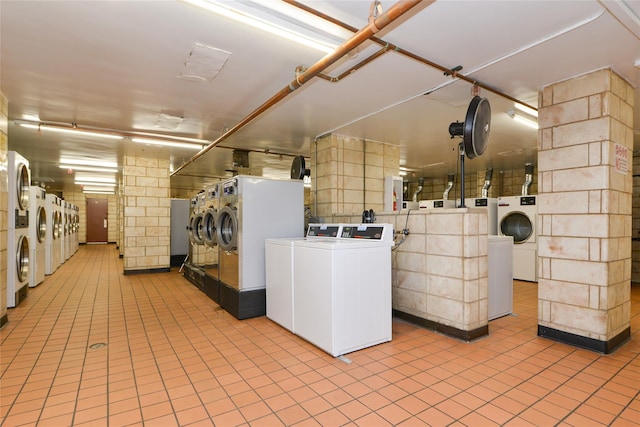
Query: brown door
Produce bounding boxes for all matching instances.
[86,198,108,243]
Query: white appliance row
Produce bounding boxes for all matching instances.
[6,150,81,308]
[266,223,394,357]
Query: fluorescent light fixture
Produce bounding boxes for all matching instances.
[398,170,408,176]
[182,0,343,53]
[514,103,538,117]
[75,181,116,187]
[131,137,204,150]
[75,175,116,184]
[59,158,118,168]
[61,165,118,173]
[83,189,115,195]
[507,110,538,129]
[17,122,123,140]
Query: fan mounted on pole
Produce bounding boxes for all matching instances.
[448,95,491,207]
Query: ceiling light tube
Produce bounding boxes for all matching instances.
[182,0,339,53]
[75,181,116,187]
[514,103,538,117]
[17,122,123,140]
[61,165,119,173]
[507,110,538,129]
[131,137,204,150]
[59,158,118,168]
[75,176,116,183]
[83,189,115,195]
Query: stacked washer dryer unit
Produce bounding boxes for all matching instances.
[7,151,31,307]
[44,193,61,275]
[215,176,304,319]
[28,186,47,287]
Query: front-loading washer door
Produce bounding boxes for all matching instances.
[16,163,30,211]
[16,234,30,283]
[37,206,47,243]
[216,206,238,252]
[191,213,205,245]
[202,208,218,247]
[500,212,533,244]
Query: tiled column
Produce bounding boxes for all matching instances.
[0,93,8,328]
[122,154,171,274]
[538,69,633,353]
[312,133,399,217]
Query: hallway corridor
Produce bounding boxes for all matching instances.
[1,244,639,426]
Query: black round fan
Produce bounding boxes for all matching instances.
[448,95,492,207]
[448,95,491,159]
[290,155,310,180]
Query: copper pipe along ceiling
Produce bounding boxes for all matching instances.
[286,0,537,111]
[171,0,427,177]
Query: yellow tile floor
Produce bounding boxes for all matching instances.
[1,244,639,426]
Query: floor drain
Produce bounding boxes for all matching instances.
[89,343,107,349]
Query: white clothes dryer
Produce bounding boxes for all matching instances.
[45,194,61,275]
[7,151,31,307]
[498,195,538,282]
[64,201,72,261]
[29,186,47,287]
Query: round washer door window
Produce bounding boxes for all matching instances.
[215,206,238,252]
[202,208,218,247]
[16,234,30,283]
[37,206,47,243]
[500,212,532,244]
[16,163,30,211]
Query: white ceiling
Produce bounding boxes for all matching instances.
[2,0,639,195]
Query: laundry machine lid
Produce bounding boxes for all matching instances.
[16,234,30,283]
[500,212,533,244]
[215,206,238,252]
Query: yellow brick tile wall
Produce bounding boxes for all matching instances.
[537,69,633,343]
[1,92,8,325]
[123,155,170,271]
[312,134,399,217]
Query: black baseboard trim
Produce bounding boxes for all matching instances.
[203,273,220,304]
[123,267,170,275]
[219,282,266,320]
[0,314,8,330]
[538,325,631,354]
[393,309,488,341]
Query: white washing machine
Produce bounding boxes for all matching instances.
[56,198,65,266]
[498,195,538,282]
[7,151,31,307]
[419,199,456,209]
[29,186,47,287]
[467,197,498,235]
[45,194,61,275]
[215,176,304,319]
[293,223,394,357]
[265,224,343,333]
